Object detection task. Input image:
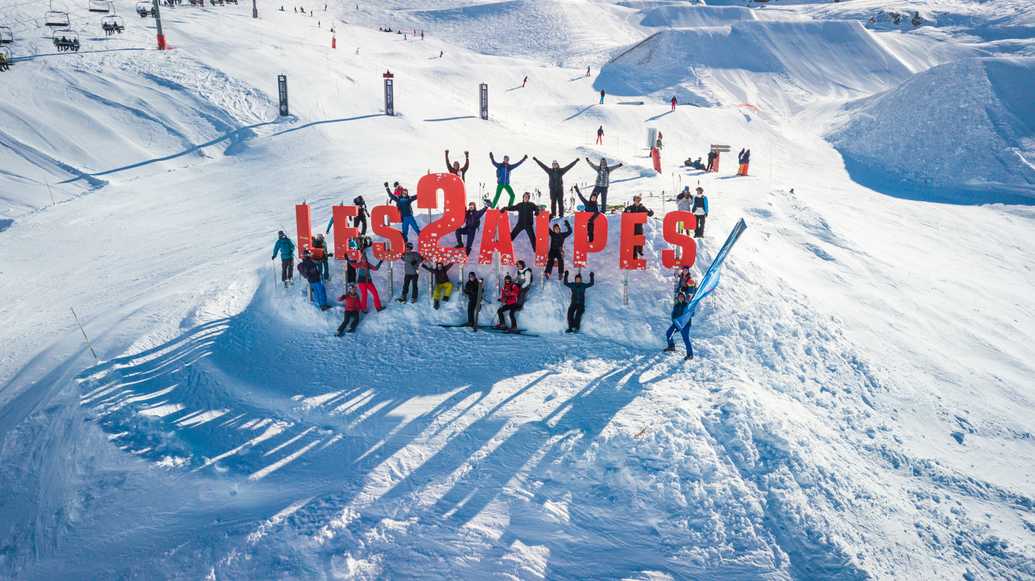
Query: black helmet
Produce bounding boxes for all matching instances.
[353,196,365,205]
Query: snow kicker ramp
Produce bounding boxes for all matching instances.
[598,20,912,109]
[640,4,757,28]
[830,57,1035,203]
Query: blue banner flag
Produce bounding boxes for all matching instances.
[676,218,747,328]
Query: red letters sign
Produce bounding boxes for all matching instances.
[534,211,551,267]
[619,211,648,270]
[572,211,607,268]
[416,173,467,264]
[478,210,516,266]
[331,205,359,260]
[661,211,696,269]
[370,205,404,260]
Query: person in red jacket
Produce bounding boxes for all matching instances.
[496,275,521,331]
[336,284,362,335]
[670,95,677,111]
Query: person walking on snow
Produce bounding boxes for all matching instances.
[398,242,421,303]
[692,186,709,238]
[463,272,485,330]
[595,125,604,145]
[336,284,362,335]
[445,149,470,182]
[563,270,594,332]
[544,220,573,279]
[455,201,489,255]
[737,148,751,176]
[585,66,591,78]
[489,152,527,208]
[670,96,677,111]
[663,292,694,359]
[533,156,579,218]
[311,233,331,281]
[585,156,622,211]
[422,261,455,309]
[505,192,539,252]
[298,250,330,310]
[573,185,602,243]
[514,260,533,306]
[623,195,654,260]
[496,275,521,332]
[599,89,606,105]
[348,252,385,312]
[271,231,295,287]
[521,75,528,88]
[385,181,421,241]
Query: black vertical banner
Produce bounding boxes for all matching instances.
[278,75,289,117]
[384,71,395,116]
[480,83,488,120]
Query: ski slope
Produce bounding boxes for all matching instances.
[1,0,1034,579]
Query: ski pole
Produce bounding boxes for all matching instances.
[70,307,99,363]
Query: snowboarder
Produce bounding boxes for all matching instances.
[463,272,484,329]
[623,195,654,261]
[585,156,622,211]
[738,148,751,176]
[496,275,521,331]
[692,187,709,238]
[385,181,421,242]
[298,250,330,310]
[532,156,579,218]
[505,192,539,252]
[563,270,594,332]
[336,285,362,335]
[670,96,677,111]
[489,152,527,208]
[663,292,694,359]
[271,230,295,287]
[573,185,602,243]
[399,242,421,303]
[544,220,573,279]
[445,149,470,182]
[455,201,489,255]
[421,261,454,309]
[311,233,331,280]
[599,89,605,105]
[348,252,385,312]
[595,125,604,145]
[514,260,533,306]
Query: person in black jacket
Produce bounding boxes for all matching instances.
[505,192,539,252]
[544,220,572,279]
[462,272,484,329]
[532,157,579,218]
[353,196,369,235]
[455,201,488,254]
[623,195,654,260]
[297,250,330,310]
[563,270,594,332]
[445,149,470,181]
[573,185,601,243]
[421,261,455,309]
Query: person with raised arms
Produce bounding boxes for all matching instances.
[532,156,579,218]
[489,152,527,208]
[563,270,594,333]
[585,156,622,211]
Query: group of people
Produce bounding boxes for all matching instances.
[101,20,125,35]
[675,186,710,238]
[52,35,80,52]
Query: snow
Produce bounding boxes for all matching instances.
[0,0,1034,578]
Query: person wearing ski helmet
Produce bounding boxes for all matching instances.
[297,249,330,310]
[663,291,694,359]
[271,230,296,286]
[496,275,521,331]
[336,284,362,335]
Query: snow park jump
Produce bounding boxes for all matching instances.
[2,0,1034,579]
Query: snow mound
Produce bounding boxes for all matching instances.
[640,5,757,28]
[597,20,912,110]
[829,57,1035,202]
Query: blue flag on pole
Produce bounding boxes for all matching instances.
[676,218,747,329]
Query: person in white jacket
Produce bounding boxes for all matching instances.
[514,260,533,307]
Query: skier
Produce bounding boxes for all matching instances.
[521,75,527,88]
[271,230,295,287]
[671,96,677,111]
[599,89,605,105]
[348,252,385,312]
[496,275,521,332]
[737,148,751,176]
[692,186,709,238]
[311,233,331,280]
[544,220,572,279]
[663,291,694,360]
[421,261,454,309]
[585,156,622,211]
[505,192,539,252]
[563,270,594,332]
[298,250,330,310]
[455,201,488,255]
[463,272,485,329]
[675,186,693,235]
[532,156,579,218]
[335,284,362,335]
[585,66,591,78]
[445,149,470,182]
[573,185,602,243]
[595,125,604,145]
[514,260,533,306]
[385,181,421,242]
[489,152,527,208]
[398,242,421,303]
[623,195,654,261]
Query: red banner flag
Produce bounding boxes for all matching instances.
[295,203,312,256]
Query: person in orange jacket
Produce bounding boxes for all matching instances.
[496,275,522,332]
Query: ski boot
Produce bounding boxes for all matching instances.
[662,345,676,352]
[433,299,440,310]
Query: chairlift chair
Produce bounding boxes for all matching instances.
[45,10,71,28]
[89,0,111,13]
[52,28,80,52]
[101,14,125,33]
[136,1,152,17]
[0,26,14,45]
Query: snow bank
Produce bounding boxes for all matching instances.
[640,5,757,28]
[829,57,1035,202]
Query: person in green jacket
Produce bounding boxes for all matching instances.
[271,231,295,287]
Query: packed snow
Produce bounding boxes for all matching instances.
[0,0,1033,579]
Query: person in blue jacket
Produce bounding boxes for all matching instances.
[385,181,421,242]
[271,231,295,287]
[489,152,527,208]
[691,186,709,238]
[663,291,693,360]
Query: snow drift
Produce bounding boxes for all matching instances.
[640,4,757,28]
[829,57,1035,202]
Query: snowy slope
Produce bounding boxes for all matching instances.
[0,0,1034,579]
